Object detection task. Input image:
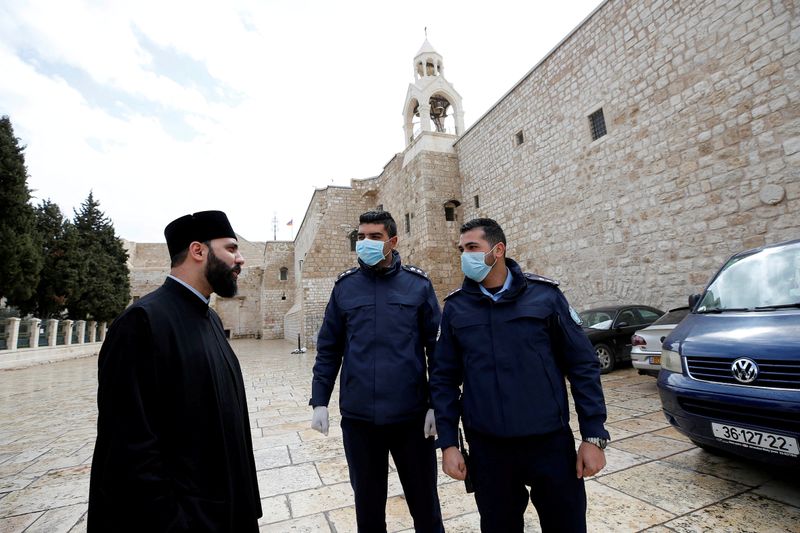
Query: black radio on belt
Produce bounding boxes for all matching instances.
[458,428,474,493]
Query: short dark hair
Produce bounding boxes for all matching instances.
[170,240,210,267]
[359,211,397,238]
[460,218,506,248]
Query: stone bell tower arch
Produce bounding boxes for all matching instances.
[402,38,465,147]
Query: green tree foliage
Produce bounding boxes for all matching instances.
[0,116,43,306]
[18,200,82,318]
[67,193,130,321]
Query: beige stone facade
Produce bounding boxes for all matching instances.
[127,0,799,347]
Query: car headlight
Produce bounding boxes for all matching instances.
[661,348,683,373]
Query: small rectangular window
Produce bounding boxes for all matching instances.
[405,213,411,234]
[474,195,480,208]
[589,108,607,141]
[445,206,455,221]
[376,204,383,212]
[514,130,524,146]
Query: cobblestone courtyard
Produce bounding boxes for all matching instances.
[1,339,798,532]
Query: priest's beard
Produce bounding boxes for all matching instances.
[205,248,240,297]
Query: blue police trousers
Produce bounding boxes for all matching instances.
[341,414,444,533]
[466,427,587,533]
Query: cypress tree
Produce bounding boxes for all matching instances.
[0,116,43,306]
[18,200,79,317]
[68,193,130,321]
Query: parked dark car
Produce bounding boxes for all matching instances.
[631,307,691,377]
[658,238,800,466]
[579,305,665,373]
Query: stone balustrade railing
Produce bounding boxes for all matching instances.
[0,317,108,370]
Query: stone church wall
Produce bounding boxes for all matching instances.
[261,241,294,340]
[455,0,799,311]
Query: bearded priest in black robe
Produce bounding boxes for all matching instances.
[88,211,262,532]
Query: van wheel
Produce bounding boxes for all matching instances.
[595,343,615,374]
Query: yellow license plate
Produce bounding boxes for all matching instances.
[651,356,661,365]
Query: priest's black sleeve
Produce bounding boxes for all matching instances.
[89,308,187,531]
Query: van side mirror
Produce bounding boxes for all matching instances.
[688,294,701,308]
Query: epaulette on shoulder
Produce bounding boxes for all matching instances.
[524,272,560,286]
[444,288,462,300]
[402,264,429,279]
[335,267,359,283]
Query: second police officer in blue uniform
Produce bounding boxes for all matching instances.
[430,218,610,533]
[310,211,445,533]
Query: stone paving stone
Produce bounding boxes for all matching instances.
[753,477,800,508]
[256,463,321,498]
[598,461,748,515]
[586,480,675,531]
[257,494,291,525]
[0,510,42,532]
[610,433,696,460]
[0,465,90,518]
[260,512,331,532]
[24,503,86,533]
[288,481,354,518]
[661,448,776,487]
[595,445,651,476]
[608,414,671,435]
[663,492,800,532]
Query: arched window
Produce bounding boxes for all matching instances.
[349,230,358,251]
[279,267,288,281]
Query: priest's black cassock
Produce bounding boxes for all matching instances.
[88,277,262,532]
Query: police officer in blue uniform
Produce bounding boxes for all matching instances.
[430,218,609,533]
[310,211,445,533]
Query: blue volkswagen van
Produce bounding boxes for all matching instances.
[658,238,800,465]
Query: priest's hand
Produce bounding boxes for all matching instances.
[424,409,437,438]
[311,406,329,436]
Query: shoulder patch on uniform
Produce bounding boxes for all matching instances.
[402,264,429,279]
[444,288,462,300]
[335,267,359,282]
[524,272,560,286]
[569,306,583,325]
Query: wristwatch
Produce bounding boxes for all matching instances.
[583,437,609,450]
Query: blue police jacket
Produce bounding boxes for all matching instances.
[430,258,610,449]
[311,251,441,424]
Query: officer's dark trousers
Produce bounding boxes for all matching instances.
[341,414,444,533]
[467,427,586,533]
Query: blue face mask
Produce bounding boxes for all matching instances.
[355,238,388,266]
[461,244,498,282]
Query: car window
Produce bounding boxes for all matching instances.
[698,240,800,310]
[616,310,637,326]
[580,311,613,329]
[651,307,689,326]
[637,308,661,324]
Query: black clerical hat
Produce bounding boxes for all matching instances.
[164,210,237,258]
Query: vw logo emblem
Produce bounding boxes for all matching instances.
[731,358,758,384]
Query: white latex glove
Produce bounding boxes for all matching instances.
[311,406,329,436]
[424,408,437,438]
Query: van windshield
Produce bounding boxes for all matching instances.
[697,241,800,312]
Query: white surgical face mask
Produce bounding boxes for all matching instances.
[355,238,388,266]
[461,244,498,282]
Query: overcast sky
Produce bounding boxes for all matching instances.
[1,0,603,243]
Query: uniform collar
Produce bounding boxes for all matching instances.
[462,258,527,300]
[478,266,513,301]
[358,250,402,278]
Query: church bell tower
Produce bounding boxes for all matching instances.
[402,38,465,148]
